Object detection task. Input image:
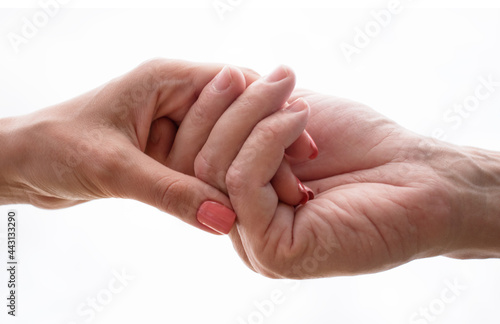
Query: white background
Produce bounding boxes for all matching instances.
[1,0,500,323]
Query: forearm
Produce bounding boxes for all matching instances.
[0,117,28,205]
[445,145,500,258]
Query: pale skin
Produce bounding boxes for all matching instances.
[0,59,315,235]
[1,59,499,279]
[195,73,500,278]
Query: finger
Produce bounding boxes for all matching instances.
[144,117,177,164]
[285,130,318,161]
[226,98,310,237]
[113,143,236,235]
[271,158,314,206]
[167,66,246,175]
[194,65,296,192]
[228,228,256,272]
[141,59,260,122]
[117,59,259,151]
[238,66,260,86]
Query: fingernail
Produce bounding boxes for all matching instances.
[304,185,315,201]
[286,98,308,113]
[305,131,319,160]
[196,201,236,235]
[296,176,310,206]
[212,66,232,92]
[264,65,289,83]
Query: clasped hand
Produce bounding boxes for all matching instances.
[3,59,498,279]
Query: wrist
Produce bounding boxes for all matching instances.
[0,117,29,205]
[443,145,500,258]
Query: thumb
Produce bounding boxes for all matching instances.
[114,146,236,235]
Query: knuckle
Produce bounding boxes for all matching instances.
[194,151,225,187]
[237,94,262,112]
[225,163,247,197]
[153,176,192,217]
[241,67,260,79]
[189,101,212,128]
[254,121,281,143]
[136,58,167,73]
[130,59,169,92]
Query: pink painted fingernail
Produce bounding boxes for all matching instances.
[295,177,315,206]
[212,66,232,92]
[305,131,319,160]
[304,185,315,201]
[296,177,310,205]
[264,65,289,82]
[196,201,236,235]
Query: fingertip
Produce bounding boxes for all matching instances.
[263,65,296,85]
[284,97,309,114]
[239,66,260,80]
[285,129,318,162]
[227,65,247,91]
[212,65,232,92]
[196,201,236,235]
[306,131,319,160]
[212,65,246,94]
[271,160,305,207]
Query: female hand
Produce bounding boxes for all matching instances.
[1,59,254,233]
[200,88,500,278]
[0,59,315,235]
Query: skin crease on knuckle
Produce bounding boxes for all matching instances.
[194,150,226,190]
[225,163,248,198]
[225,136,279,198]
[189,97,215,129]
[236,77,291,116]
[129,59,195,124]
[228,128,312,278]
[153,176,193,218]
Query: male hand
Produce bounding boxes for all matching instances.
[202,88,500,278]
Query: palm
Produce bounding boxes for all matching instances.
[231,90,453,278]
[287,90,452,277]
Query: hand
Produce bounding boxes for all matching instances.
[0,59,262,234]
[0,59,316,235]
[202,89,500,278]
